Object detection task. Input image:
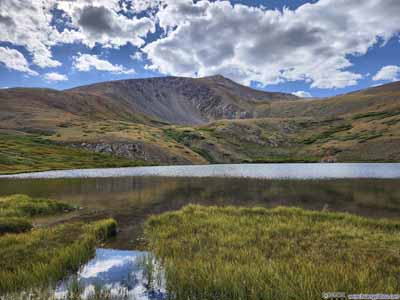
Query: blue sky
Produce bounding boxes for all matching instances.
[0,0,399,98]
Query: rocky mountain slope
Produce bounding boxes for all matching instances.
[69,75,298,124]
[0,77,399,173]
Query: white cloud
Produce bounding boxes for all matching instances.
[73,54,135,74]
[0,0,61,68]
[143,0,400,89]
[0,0,155,69]
[292,91,312,98]
[0,47,38,75]
[1,0,400,90]
[372,65,400,82]
[130,51,145,61]
[130,0,161,13]
[44,72,68,82]
[55,1,156,48]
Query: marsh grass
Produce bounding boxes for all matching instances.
[145,205,400,300]
[0,217,32,234]
[0,219,117,294]
[0,194,76,234]
[0,194,75,218]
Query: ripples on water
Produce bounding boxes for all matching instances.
[2,163,400,179]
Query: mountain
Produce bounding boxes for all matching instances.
[0,77,400,173]
[69,75,298,124]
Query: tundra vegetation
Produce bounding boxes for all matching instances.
[1,78,400,174]
[145,205,400,300]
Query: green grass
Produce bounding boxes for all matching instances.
[0,218,117,294]
[0,194,76,234]
[145,205,400,300]
[0,133,146,174]
[0,217,32,234]
[0,194,75,218]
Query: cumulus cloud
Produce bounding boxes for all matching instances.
[0,47,38,76]
[2,0,400,90]
[44,72,68,82]
[73,54,135,74]
[373,65,400,82]
[0,0,61,68]
[292,91,312,98]
[56,1,155,48]
[143,0,400,89]
[0,0,155,69]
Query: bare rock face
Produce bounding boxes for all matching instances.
[69,75,298,125]
[70,142,193,165]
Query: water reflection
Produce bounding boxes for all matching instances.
[56,249,165,300]
[0,176,399,248]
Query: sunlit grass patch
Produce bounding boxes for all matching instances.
[0,194,75,218]
[0,194,76,234]
[0,218,117,294]
[145,205,400,300]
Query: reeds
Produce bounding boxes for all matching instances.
[145,205,400,300]
[0,218,117,294]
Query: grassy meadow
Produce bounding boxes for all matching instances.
[145,205,400,300]
[0,133,146,175]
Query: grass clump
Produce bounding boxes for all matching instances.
[145,205,400,300]
[0,194,76,234]
[0,194,75,218]
[0,218,117,294]
[0,217,32,234]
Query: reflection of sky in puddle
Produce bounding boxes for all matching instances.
[56,248,166,300]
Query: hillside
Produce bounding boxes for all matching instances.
[70,75,298,124]
[0,77,400,173]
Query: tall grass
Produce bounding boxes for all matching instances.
[0,194,75,218]
[145,205,400,300]
[0,219,117,294]
[0,194,76,234]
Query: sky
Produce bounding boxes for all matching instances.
[0,0,399,98]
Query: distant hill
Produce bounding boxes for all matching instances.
[0,77,400,172]
[69,75,298,124]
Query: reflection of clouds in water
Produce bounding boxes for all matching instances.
[80,249,138,279]
[56,248,166,300]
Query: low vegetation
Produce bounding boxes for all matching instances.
[145,205,400,300]
[0,194,75,234]
[0,133,145,175]
[0,194,118,296]
[0,218,117,294]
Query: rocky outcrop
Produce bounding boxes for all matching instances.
[69,141,193,165]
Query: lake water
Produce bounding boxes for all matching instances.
[1,164,400,299]
[2,163,400,179]
[55,249,165,300]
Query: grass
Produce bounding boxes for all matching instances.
[0,217,32,234]
[0,218,117,294]
[0,194,76,234]
[0,194,75,218]
[145,205,400,300]
[0,133,146,175]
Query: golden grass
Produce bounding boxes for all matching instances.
[145,205,400,300]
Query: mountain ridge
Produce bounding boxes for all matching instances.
[68,75,299,124]
[0,77,400,172]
